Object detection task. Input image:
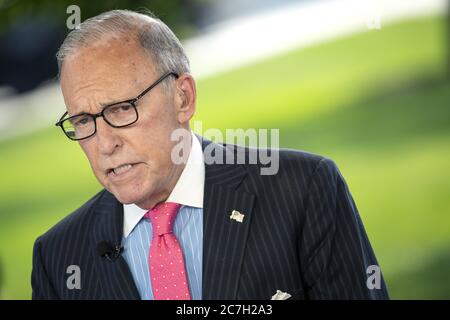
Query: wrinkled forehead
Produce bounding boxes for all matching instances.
[60,37,158,112]
[61,36,156,86]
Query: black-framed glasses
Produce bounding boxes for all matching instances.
[55,71,179,141]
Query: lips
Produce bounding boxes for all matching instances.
[107,163,139,177]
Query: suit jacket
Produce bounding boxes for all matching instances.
[31,137,389,300]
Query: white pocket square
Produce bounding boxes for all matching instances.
[271,290,292,300]
[230,210,245,223]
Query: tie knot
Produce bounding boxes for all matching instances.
[144,202,181,237]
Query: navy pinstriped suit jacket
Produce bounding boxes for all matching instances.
[31,137,389,300]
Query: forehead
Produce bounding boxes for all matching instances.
[60,37,157,112]
[63,37,156,84]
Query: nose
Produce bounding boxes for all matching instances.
[95,117,122,155]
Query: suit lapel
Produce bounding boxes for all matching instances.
[88,137,256,300]
[90,190,140,299]
[200,137,256,299]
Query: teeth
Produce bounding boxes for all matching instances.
[113,164,132,175]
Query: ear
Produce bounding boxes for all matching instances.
[174,74,196,125]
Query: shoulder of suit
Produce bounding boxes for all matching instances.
[221,142,336,178]
[278,148,339,175]
[36,189,107,245]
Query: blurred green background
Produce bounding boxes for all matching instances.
[0,1,449,299]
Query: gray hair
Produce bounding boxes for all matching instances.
[56,9,190,92]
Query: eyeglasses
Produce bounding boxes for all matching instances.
[55,71,179,141]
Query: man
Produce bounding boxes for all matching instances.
[31,9,389,300]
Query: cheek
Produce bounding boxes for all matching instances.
[133,122,176,161]
[80,143,102,173]
[140,141,176,181]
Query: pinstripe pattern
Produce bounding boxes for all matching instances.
[121,205,203,300]
[31,137,389,299]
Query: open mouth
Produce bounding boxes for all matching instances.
[107,163,137,176]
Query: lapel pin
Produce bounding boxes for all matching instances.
[230,210,245,223]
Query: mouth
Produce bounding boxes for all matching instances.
[107,163,139,178]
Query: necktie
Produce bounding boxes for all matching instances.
[144,202,191,300]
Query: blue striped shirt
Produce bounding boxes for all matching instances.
[121,205,203,300]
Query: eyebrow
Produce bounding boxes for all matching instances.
[68,97,134,118]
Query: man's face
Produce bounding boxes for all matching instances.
[60,37,188,209]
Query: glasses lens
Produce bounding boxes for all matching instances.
[62,114,95,140]
[103,102,138,127]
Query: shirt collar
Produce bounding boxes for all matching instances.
[123,131,204,238]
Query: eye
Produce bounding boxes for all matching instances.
[72,115,91,127]
[109,103,132,113]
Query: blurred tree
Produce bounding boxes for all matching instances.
[0,0,213,93]
[447,0,450,77]
[0,0,213,38]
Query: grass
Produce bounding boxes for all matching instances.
[0,14,449,299]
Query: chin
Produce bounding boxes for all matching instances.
[106,185,140,204]
[111,182,155,206]
[109,191,134,204]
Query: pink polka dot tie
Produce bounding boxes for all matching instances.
[144,202,191,300]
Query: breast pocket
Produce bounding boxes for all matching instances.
[270,288,305,300]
